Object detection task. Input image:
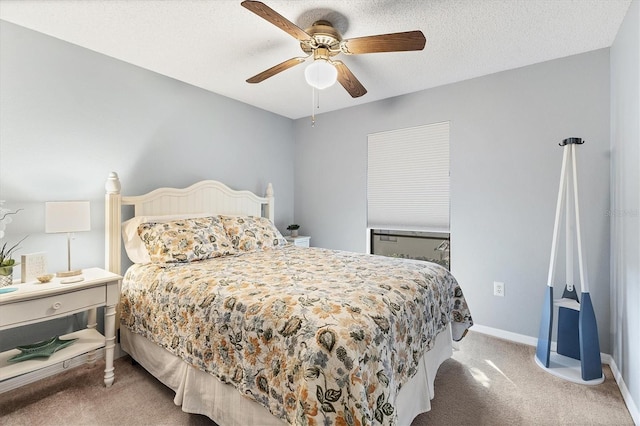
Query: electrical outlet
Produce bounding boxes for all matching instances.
[494,281,505,297]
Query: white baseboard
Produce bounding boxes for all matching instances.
[470,324,639,425]
[608,356,640,425]
[470,324,539,346]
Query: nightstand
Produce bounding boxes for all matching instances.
[285,235,311,247]
[0,267,121,392]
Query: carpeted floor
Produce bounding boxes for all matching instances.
[0,331,634,425]
[415,332,633,425]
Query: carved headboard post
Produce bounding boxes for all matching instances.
[105,172,122,275]
[265,183,275,222]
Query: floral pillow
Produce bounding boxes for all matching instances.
[219,215,287,252]
[122,213,212,264]
[138,216,236,263]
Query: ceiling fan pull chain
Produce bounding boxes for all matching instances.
[311,87,323,127]
[311,87,316,127]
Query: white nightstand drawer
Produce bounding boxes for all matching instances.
[0,286,105,328]
[286,236,311,247]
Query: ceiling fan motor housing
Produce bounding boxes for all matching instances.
[301,20,342,56]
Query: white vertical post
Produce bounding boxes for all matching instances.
[105,172,122,275]
[547,145,570,287]
[571,146,589,294]
[86,307,97,364]
[265,183,275,222]
[565,144,574,292]
[103,303,116,387]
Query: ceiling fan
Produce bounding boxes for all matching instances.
[241,1,426,98]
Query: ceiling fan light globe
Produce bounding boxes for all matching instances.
[304,60,337,89]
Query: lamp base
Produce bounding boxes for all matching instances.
[56,269,83,278]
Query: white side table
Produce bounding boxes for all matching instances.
[0,267,121,392]
[285,235,311,247]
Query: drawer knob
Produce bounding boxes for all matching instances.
[52,302,62,310]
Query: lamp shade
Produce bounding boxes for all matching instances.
[45,201,91,233]
[304,60,338,90]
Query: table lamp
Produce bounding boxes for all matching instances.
[45,201,90,279]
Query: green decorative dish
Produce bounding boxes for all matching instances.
[8,336,78,363]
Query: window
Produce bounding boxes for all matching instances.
[367,121,450,232]
[370,229,450,269]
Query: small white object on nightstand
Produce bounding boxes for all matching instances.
[285,235,311,248]
[21,252,48,283]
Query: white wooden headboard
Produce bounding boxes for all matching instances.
[104,172,274,274]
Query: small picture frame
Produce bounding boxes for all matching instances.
[21,252,48,283]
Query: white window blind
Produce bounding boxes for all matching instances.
[367,121,450,231]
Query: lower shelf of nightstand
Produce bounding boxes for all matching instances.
[0,328,105,383]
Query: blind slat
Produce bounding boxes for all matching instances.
[367,121,450,230]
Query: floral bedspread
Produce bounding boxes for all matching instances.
[120,246,472,425]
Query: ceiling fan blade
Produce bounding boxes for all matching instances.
[246,57,306,84]
[332,60,367,98]
[241,1,312,43]
[341,30,426,54]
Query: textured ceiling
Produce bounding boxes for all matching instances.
[0,0,632,119]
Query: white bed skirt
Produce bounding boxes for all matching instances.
[121,325,453,426]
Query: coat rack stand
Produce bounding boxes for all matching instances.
[535,137,604,385]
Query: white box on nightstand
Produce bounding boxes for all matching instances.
[285,235,310,247]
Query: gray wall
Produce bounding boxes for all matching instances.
[1,13,635,418]
[293,50,611,353]
[0,21,295,349]
[610,0,639,417]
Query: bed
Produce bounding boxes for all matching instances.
[104,172,473,426]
